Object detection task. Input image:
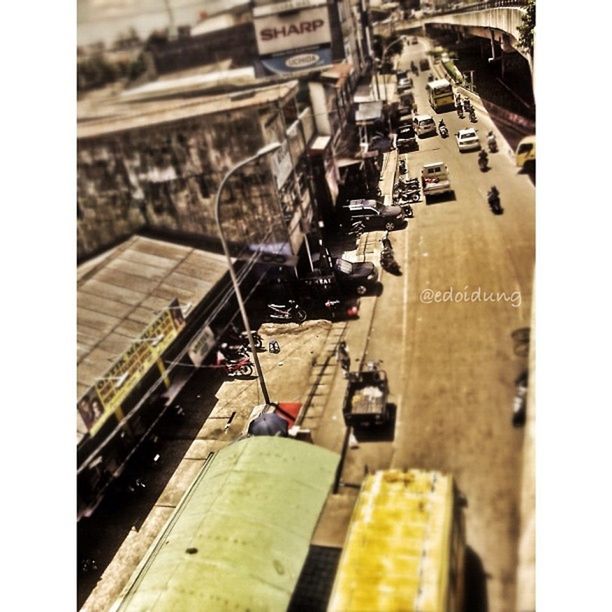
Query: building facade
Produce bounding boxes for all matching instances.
[77,81,315,263]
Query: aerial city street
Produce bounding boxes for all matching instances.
[77,1,535,610]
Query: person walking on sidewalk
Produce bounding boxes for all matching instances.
[337,341,351,374]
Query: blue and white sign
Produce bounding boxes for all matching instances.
[261,46,333,75]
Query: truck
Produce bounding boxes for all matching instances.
[421,161,453,199]
[342,363,390,427]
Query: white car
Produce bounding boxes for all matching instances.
[413,114,437,137]
[455,128,481,152]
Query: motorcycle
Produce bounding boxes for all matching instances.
[395,177,420,190]
[399,202,415,217]
[512,371,528,426]
[457,106,464,119]
[221,355,254,377]
[487,186,502,214]
[478,151,489,172]
[487,132,498,153]
[469,108,477,123]
[463,97,472,112]
[439,123,449,138]
[380,236,401,275]
[267,300,307,324]
[342,220,365,238]
[396,190,420,204]
[398,160,407,174]
[226,326,263,351]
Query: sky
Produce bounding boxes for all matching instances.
[77,0,247,46]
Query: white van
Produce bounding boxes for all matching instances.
[421,162,452,198]
[413,114,437,137]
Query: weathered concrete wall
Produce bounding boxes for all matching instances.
[77,109,291,260]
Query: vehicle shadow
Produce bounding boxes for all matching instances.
[464,546,490,612]
[351,403,397,443]
[425,191,457,206]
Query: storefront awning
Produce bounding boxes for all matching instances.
[355,100,383,123]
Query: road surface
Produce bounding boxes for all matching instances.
[341,39,535,612]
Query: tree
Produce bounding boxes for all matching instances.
[518,0,535,57]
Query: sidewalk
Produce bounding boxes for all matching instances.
[306,148,399,547]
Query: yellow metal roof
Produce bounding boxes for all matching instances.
[328,469,455,612]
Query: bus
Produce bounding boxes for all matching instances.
[427,78,455,112]
[515,135,535,172]
[328,469,465,612]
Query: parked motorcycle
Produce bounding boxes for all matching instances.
[399,202,415,217]
[397,190,420,204]
[487,131,498,153]
[226,325,263,351]
[342,220,365,238]
[478,150,489,172]
[221,355,254,377]
[267,300,307,323]
[487,186,502,214]
[395,178,419,191]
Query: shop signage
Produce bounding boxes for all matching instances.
[255,5,331,56]
[261,46,333,75]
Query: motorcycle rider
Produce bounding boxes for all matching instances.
[438,119,447,135]
[478,149,489,170]
[487,185,501,212]
[487,130,497,151]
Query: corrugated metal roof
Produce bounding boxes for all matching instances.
[77,235,228,401]
[328,469,455,612]
[77,81,298,140]
[113,436,339,611]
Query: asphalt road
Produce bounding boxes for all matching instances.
[342,40,535,612]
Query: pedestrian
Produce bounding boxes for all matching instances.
[337,341,351,373]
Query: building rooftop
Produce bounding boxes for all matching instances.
[77,80,299,140]
[113,436,339,611]
[77,235,229,436]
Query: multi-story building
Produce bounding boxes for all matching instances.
[77,80,316,263]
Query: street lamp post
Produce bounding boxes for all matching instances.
[214,142,282,407]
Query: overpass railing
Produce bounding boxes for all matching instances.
[432,0,528,17]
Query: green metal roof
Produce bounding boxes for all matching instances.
[113,437,339,611]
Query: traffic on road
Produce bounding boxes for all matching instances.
[78,22,535,612]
